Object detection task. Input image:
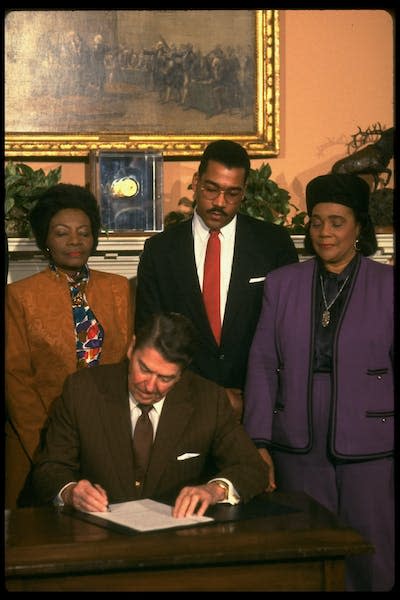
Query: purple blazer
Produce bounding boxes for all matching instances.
[243,256,394,460]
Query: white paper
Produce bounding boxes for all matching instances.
[89,498,214,532]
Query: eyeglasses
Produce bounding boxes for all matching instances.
[200,183,244,205]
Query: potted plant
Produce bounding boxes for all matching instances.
[239,163,307,233]
[368,187,393,233]
[5,161,62,237]
[164,195,195,229]
[164,164,307,233]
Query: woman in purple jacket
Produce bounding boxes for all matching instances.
[243,173,394,592]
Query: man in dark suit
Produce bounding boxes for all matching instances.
[135,140,299,419]
[30,312,268,517]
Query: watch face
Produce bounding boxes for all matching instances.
[111,176,139,198]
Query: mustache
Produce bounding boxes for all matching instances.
[206,208,227,217]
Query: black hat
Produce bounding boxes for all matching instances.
[306,173,370,217]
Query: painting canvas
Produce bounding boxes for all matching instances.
[5,9,279,157]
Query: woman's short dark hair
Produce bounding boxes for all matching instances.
[303,211,378,256]
[135,312,198,370]
[29,183,102,254]
[198,140,251,182]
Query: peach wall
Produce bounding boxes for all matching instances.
[18,9,394,216]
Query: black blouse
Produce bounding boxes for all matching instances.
[313,254,359,372]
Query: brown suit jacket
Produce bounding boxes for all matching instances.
[31,361,268,506]
[5,267,134,508]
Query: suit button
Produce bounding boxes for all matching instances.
[219,354,225,360]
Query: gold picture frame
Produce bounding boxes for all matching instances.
[5,9,279,158]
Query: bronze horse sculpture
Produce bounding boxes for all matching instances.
[332,126,394,191]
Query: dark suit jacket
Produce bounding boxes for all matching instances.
[31,360,268,506]
[135,214,298,388]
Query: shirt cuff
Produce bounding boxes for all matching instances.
[54,481,77,506]
[208,477,240,505]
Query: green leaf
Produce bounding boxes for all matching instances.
[241,163,306,232]
[4,161,62,236]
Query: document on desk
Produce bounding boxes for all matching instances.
[89,499,214,532]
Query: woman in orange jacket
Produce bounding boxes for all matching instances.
[5,183,134,508]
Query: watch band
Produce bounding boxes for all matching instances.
[213,479,229,501]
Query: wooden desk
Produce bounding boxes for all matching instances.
[5,492,372,592]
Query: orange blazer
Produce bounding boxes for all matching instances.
[5,266,134,508]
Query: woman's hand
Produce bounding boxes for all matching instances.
[258,447,277,492]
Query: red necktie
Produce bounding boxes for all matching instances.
[203,229,221,345]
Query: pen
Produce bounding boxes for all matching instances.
[93,482,110,512]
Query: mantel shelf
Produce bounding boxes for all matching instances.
[6,233,394,284]
[7,235,151,254]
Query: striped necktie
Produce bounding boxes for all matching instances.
[133,404,153,493]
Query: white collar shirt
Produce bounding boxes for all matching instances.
[129,393,165,440]
[192,210,236,322]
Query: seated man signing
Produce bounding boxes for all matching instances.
[30,312,268,518]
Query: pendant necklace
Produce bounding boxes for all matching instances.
[320,274,350,327]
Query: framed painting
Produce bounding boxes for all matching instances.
[5,9,280,158]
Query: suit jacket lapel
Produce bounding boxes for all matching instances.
[98,361,136,494]
[144,381,194,496]
[223,216,255,334]
[170,222,215,343]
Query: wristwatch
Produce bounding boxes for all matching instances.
[212,479,229,501]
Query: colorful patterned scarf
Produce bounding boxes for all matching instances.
[51,263,104,368]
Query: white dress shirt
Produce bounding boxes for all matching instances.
[129,393,165,439]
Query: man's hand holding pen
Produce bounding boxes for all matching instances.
[61,480,110,512]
